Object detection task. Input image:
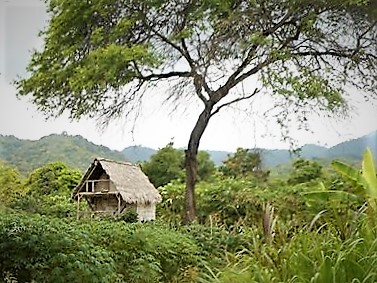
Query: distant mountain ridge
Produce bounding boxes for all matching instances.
[0,134,126,175]
[122,146,157,163]
[121,146,230,166]
[0,130,376,175]
[326,131,377,160]
[122,131,377,167]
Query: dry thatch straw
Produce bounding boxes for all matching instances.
[73,158,161,204]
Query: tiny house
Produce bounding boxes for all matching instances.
[72,158,161,221]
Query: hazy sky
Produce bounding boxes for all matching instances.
[1,0,377,152]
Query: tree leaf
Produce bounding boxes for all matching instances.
[362,148,377,199]
[331,160,363,185]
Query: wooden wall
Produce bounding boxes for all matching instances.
[94,173,110,193]
[93,194,118,212]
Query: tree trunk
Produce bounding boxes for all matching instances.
[184,106,213,224]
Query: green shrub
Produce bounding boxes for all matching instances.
[159,178,317,227]
[0,162,25,206]
[10,162,81,217]
[0,213,116,283]
[0,212,202,283]
[288,159,323,185]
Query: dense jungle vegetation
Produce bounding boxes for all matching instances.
[1,145,377,283]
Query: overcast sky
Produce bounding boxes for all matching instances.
[1,0,377,152]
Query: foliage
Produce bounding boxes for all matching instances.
[302,182,363,240]
[0,212,202,283]
[142,144,185,188]
[1,151,377,282]
[288,158,323,185]
[25,162,81,196]
[298,150,377,239]
[0,212,117,283]
[197,151,216,182]
[331,148,377,216]
[158,171,368,244]
[159,177,315,227]
[0,162,24,206]
[201,224,377,283]
[220,148,269,182]
[11,162,82,217]
[180,224,252,268]
[118,208,138,223]
[142,144,215,187]
[17,0,377,120]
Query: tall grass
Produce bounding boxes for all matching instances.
[200,220,377,283]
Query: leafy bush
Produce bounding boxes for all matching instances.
[11,162,82,217]
[288,158,323,185]
[24,162,81,196]
[0,162,25,206]
[159,177,315,227]
[118,208,139,223]
[182,224,248,260]
[219,148,269,182]
[142,144,185,188]
[0,212,202,283]
[0,213,116,283]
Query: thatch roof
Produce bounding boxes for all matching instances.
[73,158,161,204]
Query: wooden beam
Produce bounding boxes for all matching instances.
[77,194,81,220]
[117,193,121,215]
[78,191,117,196]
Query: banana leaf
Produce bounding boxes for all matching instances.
[362,148,377,198]
[302,190,359,202]
[331,160,363,185]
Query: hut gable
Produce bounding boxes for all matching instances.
[73,158,161,221]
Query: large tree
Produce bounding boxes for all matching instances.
[17,0,377,222]
[220,148,269,181]
[142,143,215,187]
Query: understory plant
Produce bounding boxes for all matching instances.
[200,220,377,283]
[302,148,377,231]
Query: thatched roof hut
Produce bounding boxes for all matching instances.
[73,158,161,221]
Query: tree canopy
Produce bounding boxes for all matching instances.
[18,0,377,116]
[220,148,269,181]
[12,162,82,217]
[17,0,377,222]
[142,144,185,187]
[142,144,215,187]
[0,162,24,206]
[288,158,323,185]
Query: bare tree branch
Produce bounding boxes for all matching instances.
[211,11,303,102]
[291,50,354,58]
[210,88,260,117]
[140,71,192,81]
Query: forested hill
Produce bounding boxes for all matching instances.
[0,130,376,175]
[0,134,126,175]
